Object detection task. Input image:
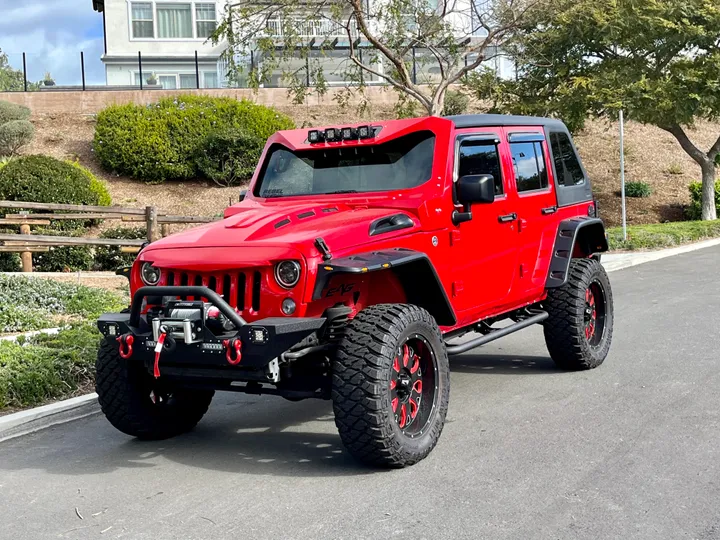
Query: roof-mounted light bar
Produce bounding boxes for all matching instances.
[308,125,377,144]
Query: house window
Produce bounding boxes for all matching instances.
[157,3,193,38]
[509,141,548,192]
[196,3,217,38]
[131,2,154,38]
[203,71,218,88]
[180,73,198,88]
[159,75,178,89]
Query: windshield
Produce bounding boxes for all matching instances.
[255,131,435,198]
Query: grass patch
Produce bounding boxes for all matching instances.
[0,324,101,409]
[608,220,720,251]
[0,275,126,333]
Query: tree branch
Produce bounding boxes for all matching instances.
[662,124,711,166]
[709,133,720,160]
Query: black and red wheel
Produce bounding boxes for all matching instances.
[543,258,613,370]
[96,337,214,440]
[332,304,450,468]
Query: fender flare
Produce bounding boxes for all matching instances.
[546,217,609,288]
[312,248,457,326]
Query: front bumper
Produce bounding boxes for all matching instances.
[97,286,326,379]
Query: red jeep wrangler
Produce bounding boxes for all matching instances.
[96,114,613,468]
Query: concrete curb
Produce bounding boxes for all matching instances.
[602,237,720,273]
[0,393,100,443]
[1,237,718,443]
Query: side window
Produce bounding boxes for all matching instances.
[509,141,548,192]
[457,140,504,195]
[549,132,585,186]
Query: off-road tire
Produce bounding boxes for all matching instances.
[543,258,614,370]
[331,304,450,468]
[96,337,214,439]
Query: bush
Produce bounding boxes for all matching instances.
[67,160,112,206]
[0,323,101,409]
[442,91,470,116]
[686,180,720,220]
[94,96,294,183]
[624,181,652,198]
[607,220,720,251]
[0,155,111,230]
[0,274,125,333]
[0,100,30,125]
[0,119,34,156]
[195,128,264,186]
[95,226,146,270]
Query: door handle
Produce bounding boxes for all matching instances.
[498,213,518,223]
[541,206,557,215]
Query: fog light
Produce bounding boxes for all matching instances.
[325,128,337,142]
[281,298,296,315]
[358,125,372,139]
[341,127,356,140]
[140,262,161,285]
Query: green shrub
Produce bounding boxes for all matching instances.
[0,274,125,333]
[686,180,720,220]
[442,91,470,116]
[0,119,34,156]
[31,229,94,272]
[94,96,294,183]
[95,226,146,270]
[0,323,101,409]
[0,253,19,271]
[0,155,110,230]
[0,100,30,125]
[67,160,112,206]
[624,181,652,198]
[607,220,720,251]
[195,128,263,187]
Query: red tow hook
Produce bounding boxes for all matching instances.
[223,338,242,365]
[116,334,134,359]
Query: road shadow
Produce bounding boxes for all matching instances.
[450,353,558,375]
[0,396,378,478]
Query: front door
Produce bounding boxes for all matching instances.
[451,131,520,319]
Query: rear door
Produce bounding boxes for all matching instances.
[450,130,520,317]
[502,127,558,300]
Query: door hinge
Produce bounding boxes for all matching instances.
[518,218,528,232]
[519,264,526,278]
[452,281,464,297]
[450,230,461,246]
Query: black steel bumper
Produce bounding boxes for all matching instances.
[97,286,326,377]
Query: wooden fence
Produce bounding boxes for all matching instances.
[0,201,218,272]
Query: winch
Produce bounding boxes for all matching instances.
[151,300,223,344]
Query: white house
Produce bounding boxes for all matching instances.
[91,0,515,89]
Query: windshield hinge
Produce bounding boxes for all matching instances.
[315,237,332,261]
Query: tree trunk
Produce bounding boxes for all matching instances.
[700,161,718,221]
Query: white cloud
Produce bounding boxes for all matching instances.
[0,0,106,85]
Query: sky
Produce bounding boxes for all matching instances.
[0,0,106,86]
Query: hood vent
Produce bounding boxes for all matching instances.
[322,207,339,213]
[297,210,315,219]
[274,218,291,229]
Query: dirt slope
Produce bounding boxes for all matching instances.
[24,108,718,228]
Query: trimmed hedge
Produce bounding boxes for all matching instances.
[686,180,720,220]
[0,324,100,409]
[94,95,294,183]
[0,155,111,230]
[195,127,264,186]
[607,219,720,251]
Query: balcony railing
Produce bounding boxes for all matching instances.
[265,18,355,39]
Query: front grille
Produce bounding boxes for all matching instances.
[160,269,262,312]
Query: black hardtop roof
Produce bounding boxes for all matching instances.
[445,114,567,130]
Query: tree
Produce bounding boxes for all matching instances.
[0,49,26,92]
[468,0,720,220]
[212,0,545,116]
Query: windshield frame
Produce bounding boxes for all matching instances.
[252,130,437,199]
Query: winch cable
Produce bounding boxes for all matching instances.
[154,331,167,378]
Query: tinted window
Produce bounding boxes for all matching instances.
[457,140,503,195]
[256,131,435,198]
[510,141,548,192]
[549,132,585,186]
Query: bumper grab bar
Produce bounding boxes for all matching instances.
[130,286,248,329]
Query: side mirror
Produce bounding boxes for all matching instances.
[457,174,495,205]
[453,174,495,226]
[239,189,247,202]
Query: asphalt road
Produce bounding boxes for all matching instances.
[2,247,720,540]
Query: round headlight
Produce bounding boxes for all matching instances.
[140,262,161,285]
[275,260,301,288]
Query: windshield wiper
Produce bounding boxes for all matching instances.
[325,190,358,194]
